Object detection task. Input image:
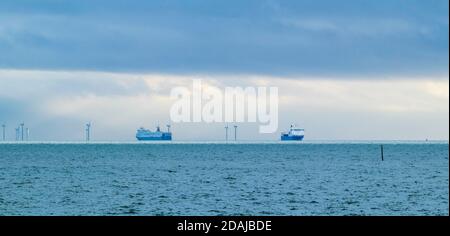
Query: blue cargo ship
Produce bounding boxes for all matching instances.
[136,125,172,141]
[281,125,304,141]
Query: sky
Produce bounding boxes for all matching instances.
[0,0,448,141]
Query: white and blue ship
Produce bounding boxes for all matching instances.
[281,125,304,141]
[136,125,172,141]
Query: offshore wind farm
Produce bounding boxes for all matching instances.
[1,122,31,142]
[0,121,305,142]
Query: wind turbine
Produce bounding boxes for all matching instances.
[20,122,24,141]
[1,124,5,141]
[15,127,19,141]
[86,122,91,142]
[225,125,229,142]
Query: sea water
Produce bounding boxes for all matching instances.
[0,142,448,215]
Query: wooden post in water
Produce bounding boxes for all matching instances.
[380,145,384,161]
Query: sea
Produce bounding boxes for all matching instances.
[0,141,448,216]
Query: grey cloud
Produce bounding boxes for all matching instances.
[0,0,447,76]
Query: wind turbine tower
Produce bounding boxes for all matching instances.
[225,125,229,142]
[2,124,5,141]
[233,125,237,141]
[20,123,24,141]
[86,122,91,142]
[15,127,19,141]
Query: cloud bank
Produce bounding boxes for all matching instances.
[0,70,448,141]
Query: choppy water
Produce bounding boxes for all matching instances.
[0,142,448,215]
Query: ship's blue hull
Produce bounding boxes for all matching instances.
[136,126,172,141]
[136,136,171,141]
[281,135,304,141]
